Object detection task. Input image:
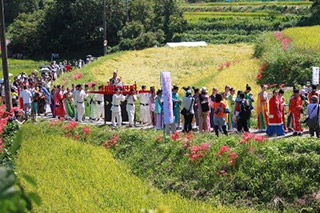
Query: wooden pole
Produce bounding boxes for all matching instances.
[103,0,107,56]
[0,0,12,111]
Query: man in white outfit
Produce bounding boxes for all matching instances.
[138,85,151,125]
[74,84,86,123]
[126,89,137,127]
[96,86,105,121]
[111,87,125,127]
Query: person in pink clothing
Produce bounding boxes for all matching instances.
[54,85,66,119]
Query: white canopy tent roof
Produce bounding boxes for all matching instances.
[165,41,208,47]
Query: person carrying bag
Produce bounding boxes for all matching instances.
[182,91,195,133]
[306,95,320,138]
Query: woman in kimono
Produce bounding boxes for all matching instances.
[55,85,66,119]
[256,85,268,131]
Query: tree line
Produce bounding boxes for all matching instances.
[5,0,186,58]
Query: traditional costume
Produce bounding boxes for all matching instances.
[289,95,303,134]
[74,89,86,122]
[126,94,137,126]
[256,91,268,131]
[55,91,66,118]
[227,94,236,129]
[279,95,287,131]
[266,95,285,136]
[96,93,104,120]
[155,95,163,130]
[172,92,181,127]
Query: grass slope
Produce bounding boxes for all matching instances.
[283,25,320,52]
[16,124,249,212]
[56,44,260,94]
[0,59,48,78]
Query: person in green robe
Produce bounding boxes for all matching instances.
[65,88,75,118]
[172,86,182,129]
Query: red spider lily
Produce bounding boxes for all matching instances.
[260,64,267,72]
[87,82,97,87]
[59,117,65,122]
[74,134,80,140]
[64,132,72,138]
[69,120,78,128]
[225,61,231,68]
[279,83,285,88]
[228,152,239,166]
[186,131,194,140]
[49,120,59,127]
[275,31,284,41]
[82,127,91,136]
[186,142,211,161]
[240,132,267,144]
[104,134,120,148]
[216,145,230,156]
[257,74,263,80]
[72,73,83,80]
[171,133,182,141]
[62,121,78,131]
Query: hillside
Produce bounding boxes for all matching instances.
[56,44,260,94]
[16,123,250,212]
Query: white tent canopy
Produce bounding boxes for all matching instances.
[165,41,208,47]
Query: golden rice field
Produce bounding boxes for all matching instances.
[283,25,320,52]
[58,43,260,95]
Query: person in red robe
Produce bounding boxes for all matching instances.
[54,85,66,119]
[279,89,287,132]
[289,89,303,136]
[266,90,285,136]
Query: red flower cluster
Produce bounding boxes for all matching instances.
[228,152,239,166]
[72,73,83,80]
[171,132,183,141]
[257,63,267,80]
[240,132,267,144]
[82,126,91,136]
[215,145,230,156]
[62,120,78,131]
[186,143,211,161]
[104,134,120,148]
[274,31,291,50]
[218,61,234,71]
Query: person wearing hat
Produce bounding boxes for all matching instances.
[307,95,320,138]
[266,90,285,136]
[109,70,121,86]
[289,88,303,136]
[126,88,137,127]
[138,85,151,125]
[172,86,182,129]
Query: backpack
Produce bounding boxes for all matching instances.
[239,100,251,119]
[306,104,320,129]
[200,95,209,112]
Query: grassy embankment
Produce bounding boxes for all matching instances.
[16,123,252,212]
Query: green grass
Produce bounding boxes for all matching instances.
[16,123,249,212]
[0,58,48,79]
[182,1,312,7]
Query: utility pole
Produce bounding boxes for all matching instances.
[0,0,12,111]
[103,0,107,56]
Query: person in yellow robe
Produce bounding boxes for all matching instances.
[256,85,269,131]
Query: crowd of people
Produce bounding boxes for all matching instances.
[1,67,320,138]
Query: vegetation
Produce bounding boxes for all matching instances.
[0,59,48,78]
[254,26,320,86]
[283,25,320,52]
[7,0,185,56]
[16,123,250,212]
[55,44,260,94]
[18,120,320,211]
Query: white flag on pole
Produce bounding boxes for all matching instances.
[312,67,319,85]
[161,71,174,124]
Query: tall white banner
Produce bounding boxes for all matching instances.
[312,67,320,85]
[161,71,174,124]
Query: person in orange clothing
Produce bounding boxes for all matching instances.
[266,90,285,136]
[308,85,318,104]
[278,89,287,132]
[289,89,303,136]
[212,93,228,136]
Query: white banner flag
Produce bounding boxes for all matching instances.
[161,71,174,124]
[312,67,319,85]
